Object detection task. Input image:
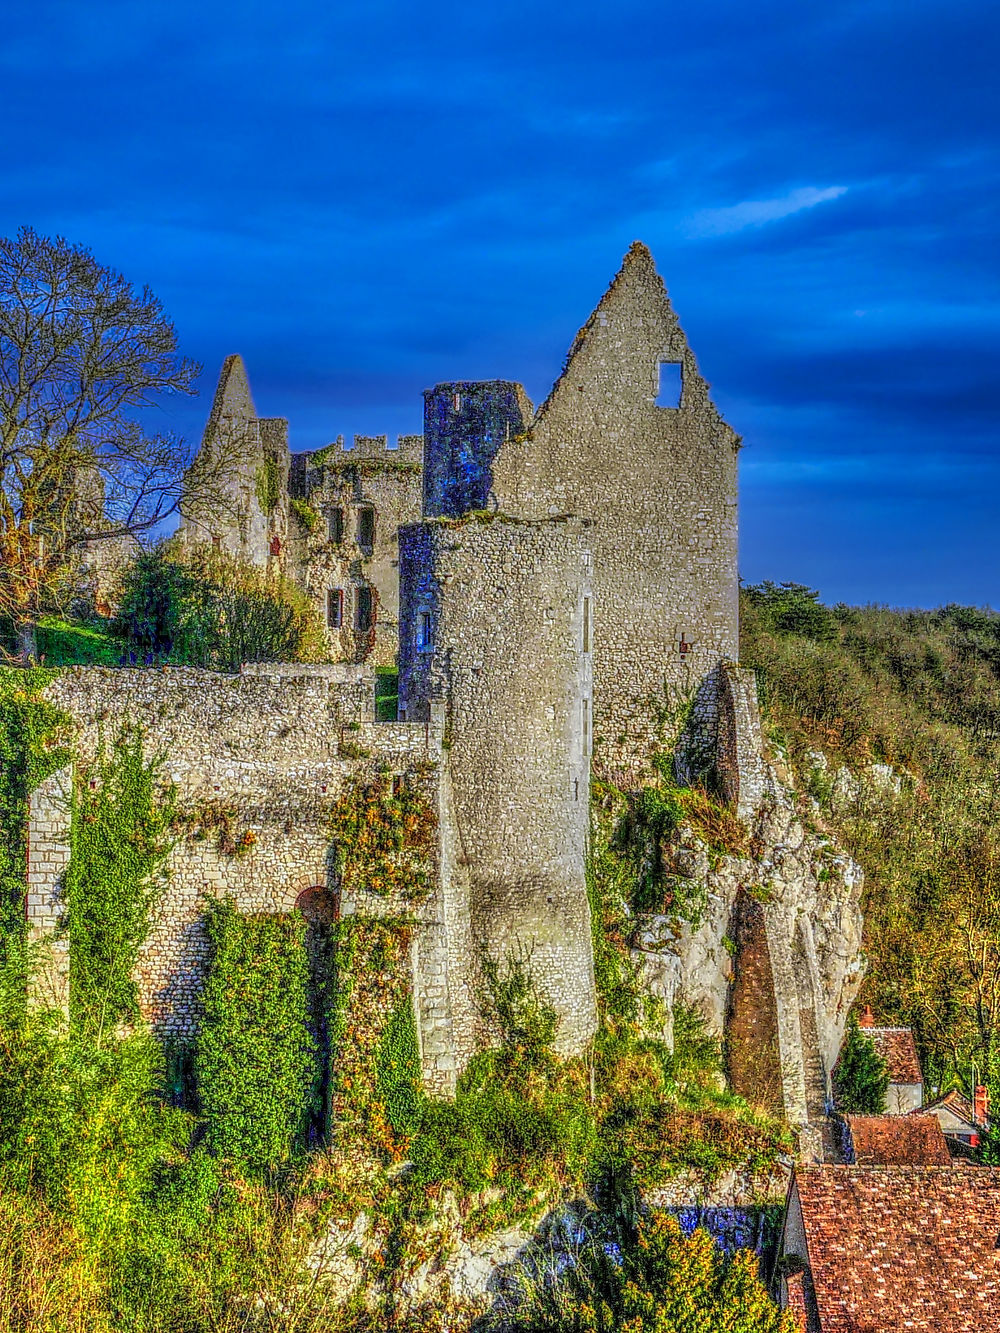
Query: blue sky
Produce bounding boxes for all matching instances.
[3,0,998,605]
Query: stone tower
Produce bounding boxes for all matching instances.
[422,380,533,518]
[397,514,597,1056]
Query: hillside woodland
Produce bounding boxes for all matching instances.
[2,574,998,1329]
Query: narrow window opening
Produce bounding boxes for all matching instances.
[356,586,373,632]
[418,611,433,651]
[583,596,591,653]
[327,588,344,629]
[357,507,375,549]
[583,698,590,756]
[329,507,344,543]
[453,392,462,412]
[656,360,683,408]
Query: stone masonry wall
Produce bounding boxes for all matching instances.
[397,515,597,1057]
[26,765,73,1015]
[289,439,423,665]
[37,666,467,1093]
[489,243,740,785]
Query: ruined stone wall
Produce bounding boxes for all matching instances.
[488,244,740,783]
[177,356,290,569]
[422,381,533,518]
[37,666,466,1092]
[397,515,597,1057]
[288,437,423,665]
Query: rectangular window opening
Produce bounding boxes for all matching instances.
[356,586,373,632]
[357,507,375,549]
[583,698,590,756]
[656,360,683,409]
[327,588,344,629]
[418,611,433,651]
[453,392,462,412]
[583,596,591,653]
[329,507,344,543]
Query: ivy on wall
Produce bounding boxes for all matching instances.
[254,454,282,515]
[0,668,69,994]
[67,730,175,1035]
[328,916,421,1156]
[195,899,316,1173]
[329,775,435,901]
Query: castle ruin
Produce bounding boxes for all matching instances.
[25,244,863,1136]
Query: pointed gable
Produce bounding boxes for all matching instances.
[533,241,713,427]
[489,242,741,781]
[202,354,257,448]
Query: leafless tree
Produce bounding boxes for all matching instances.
[0,227,240,658]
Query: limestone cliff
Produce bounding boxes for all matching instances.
[633,762,865,1139]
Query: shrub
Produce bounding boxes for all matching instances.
[498,1210,795,1332]
[114,544,324,668]
[195,900,316,1173]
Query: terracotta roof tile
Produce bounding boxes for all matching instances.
[866,1027,923,1084]
[844,1115,951,1166]
[794,1165,1000,1332]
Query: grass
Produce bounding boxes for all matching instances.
[36,617,123,667]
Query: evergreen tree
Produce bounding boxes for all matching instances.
[834,1016,889,1114]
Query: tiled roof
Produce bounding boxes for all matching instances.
[844,1115,950,1165]
[920,1089,977,1126]
[794,1165,1000,1332]
[866,1027,923,1084]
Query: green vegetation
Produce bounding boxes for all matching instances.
[495,1210,795,1333]
[290,495,321,533]
[35,616,123,665]
[375,666,399,721]
[833,1017,888,1114]
[328,774,436,901]
[115,543,325,668]
[741,583,1000,1100]
[255,454,282,514]
[67,731,175,1035]
[196,899,317,1172]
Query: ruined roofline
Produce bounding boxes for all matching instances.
[530,240,735,440]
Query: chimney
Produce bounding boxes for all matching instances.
[974,1085,990,1126]
[858,1005,876,1029]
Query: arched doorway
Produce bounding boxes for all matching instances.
[295,885,341,1144]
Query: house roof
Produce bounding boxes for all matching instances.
[865,1027,923,1084]
[920,1089,975,1122]
[793,1165,1000,1332]
[917,1090,986,1134]
[844,1115,951,1166]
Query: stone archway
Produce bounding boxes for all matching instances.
[295,884,341,1145]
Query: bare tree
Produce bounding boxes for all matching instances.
[0,227,238,658]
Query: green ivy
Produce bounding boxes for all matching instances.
[328,915,421,1156]
[329,774,436,901]
[254,454,282,514]
[67,730,175,1036]
[195,899,316,1173]
[375,993,422,1137]
[289,496,320,533]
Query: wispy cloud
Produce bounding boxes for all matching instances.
[685,185,849,237]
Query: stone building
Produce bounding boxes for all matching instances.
[24,244,864,1127]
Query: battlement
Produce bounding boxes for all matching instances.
[299,432,424,470]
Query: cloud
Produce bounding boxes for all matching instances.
[685,185,849,237]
